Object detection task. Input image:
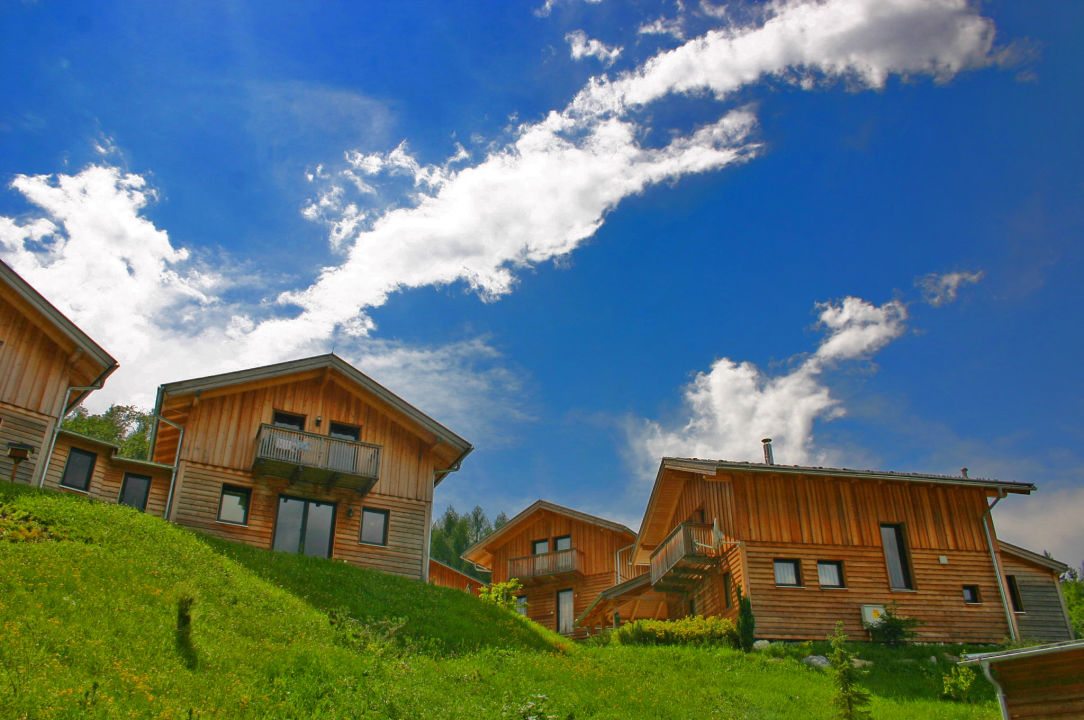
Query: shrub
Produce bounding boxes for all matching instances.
[479,578,524,612]
[828,622,871,720]
[866,604,920,646]
[737,584,756,652]
[941,665,977,702]
[611,615,738,647]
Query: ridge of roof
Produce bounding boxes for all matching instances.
[156,353,471,456]
[462,499,636,566]
[661,456,1036,493]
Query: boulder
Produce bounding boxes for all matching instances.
[851,658,873,668]
[802,655,830,669]
[752,640,771,652]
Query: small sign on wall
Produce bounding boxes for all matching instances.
[861,604,887,627]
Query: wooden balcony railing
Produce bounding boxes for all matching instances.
[508,548,584,584]
[649,522,716,588]
[253,424,381,493]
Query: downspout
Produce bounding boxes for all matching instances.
[156,414,185,521]
[615,543,634,584]
[982,492,1017,642]
[37,371,113,488]
[434,445,473,485]
[978,661,1009,720]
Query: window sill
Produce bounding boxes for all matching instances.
[358,541,388,548]
[215,519,249,527]
[59,485,90,495]
[775,585,806,589]
[820,586,848,591]
[889,588,917,592]
[964,602,983,606]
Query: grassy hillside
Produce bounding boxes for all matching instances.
[0,484,1001,719]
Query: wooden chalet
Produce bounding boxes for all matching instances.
[997,541,1075,643]
[596,455,1071,644]
[462,500,665,637]
[0,260,117,488]
[961,640,1084,720]
[150,354,472,581]
[428,558,487,596]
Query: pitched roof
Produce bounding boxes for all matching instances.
[0,260,117,409]
[154,353,472,482]
[462,499,635,568]
[998,540,1069,573]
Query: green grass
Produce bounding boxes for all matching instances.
[0,484,1002,719]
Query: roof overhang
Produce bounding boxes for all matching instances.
[997,540,1069,573]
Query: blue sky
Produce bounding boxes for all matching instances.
[2,1,1081,564]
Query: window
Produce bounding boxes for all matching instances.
[554,535,571,552]
[328,422,360,441]
[773,559,802,586]
[556,589,574,635]
[723,572,733,609]
[360,507,389,546]
[817,561,845,589]
[272,411,305,431]
[962,585,981,604]
[515,595,528,616]
[880,524,914,590]
[60,448,96,491]
[532,539,549,555]
[217,485,251,525]
[1007,575,1025,612]
[274,496,336,558]
[118,473,152,511]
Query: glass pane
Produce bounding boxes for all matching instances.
[532,540,549,555]
[61,450,95,490]
[557,590,574,634]
[218,489,249,524]
[272,411,305,430]
[360,509,387,545]
[273,497,305,552]
[881,525,912,589]
[119,474,151,511]
[303,501,335,558]
[554,535,571,551]
[515,596,528,616]
[328,422,360,441]
[818,562,842,587]
[774,560,798,585]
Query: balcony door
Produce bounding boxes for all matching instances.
[273,495,336,558]
[556,589,574,635]
[326,422,360,472]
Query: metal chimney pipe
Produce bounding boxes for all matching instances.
[762,438,774,465]
[961,468,968,478]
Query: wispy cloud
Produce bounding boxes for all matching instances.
[566,30,623,67]
[917,269,984,306]
[535,0,603,19]
[624,296,907,483]
[638,16,686,42]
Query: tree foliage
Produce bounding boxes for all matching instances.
[479,578,523,612]
[62,404,154,460]
[828,622,871,720]
[1061,563,1084,639]
[737,583,756,652]
[429,505,498,582]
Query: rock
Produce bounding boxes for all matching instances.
[851,658,873,668]
[802,655,830,669]
[929,656,939,665]
[752,639,771,651]
[942,653,960,663]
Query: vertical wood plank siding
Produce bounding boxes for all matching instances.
[654,466,1018,642]
[486,509,636,636]
[428,560,486,595]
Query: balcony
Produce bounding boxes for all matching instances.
[507,548,584,586]
[649,522,718,593]
[252,424,382,495]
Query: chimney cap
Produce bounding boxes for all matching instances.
[761,438,772,444]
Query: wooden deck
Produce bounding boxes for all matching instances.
[649,522,718,593]
[507,548,584,586]
[252,424,381,494]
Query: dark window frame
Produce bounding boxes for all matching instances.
[59,448,96,492]
[817,560,846,589]
[271,410,306,431]
[118,472,152,511]
[272,494,337,558]
[962,585,982,604]
[532,538,550,555]
[880,523,915,590]
[1006,575,1025,612]
[217,485,252,525]
[554,535,572,552]
[773,558,803,587]
[359,507,389,546]
[327,421,361,441]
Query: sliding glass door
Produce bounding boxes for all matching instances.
[273,495,336,558]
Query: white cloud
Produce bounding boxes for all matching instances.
[995,485,1084,571]
[638,17,686,42]
[626,296,907,481]
[566,30,623,67]
[535,0,603,19]
[917,269,984,306]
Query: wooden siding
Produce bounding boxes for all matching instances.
[170,461,429,580]
[650,466,1020,642]
[155,372,438,504]
[989,646,1084,719]
[0,402,51,485]
[42,434,171,517]
[428,560,486,596]
[1001,554,1074,643]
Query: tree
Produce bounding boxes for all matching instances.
[429,504,497,582]
[1061,563,1084,639]
[62,404,154,460]
[737,583,755,652]
[828,622,871,720]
